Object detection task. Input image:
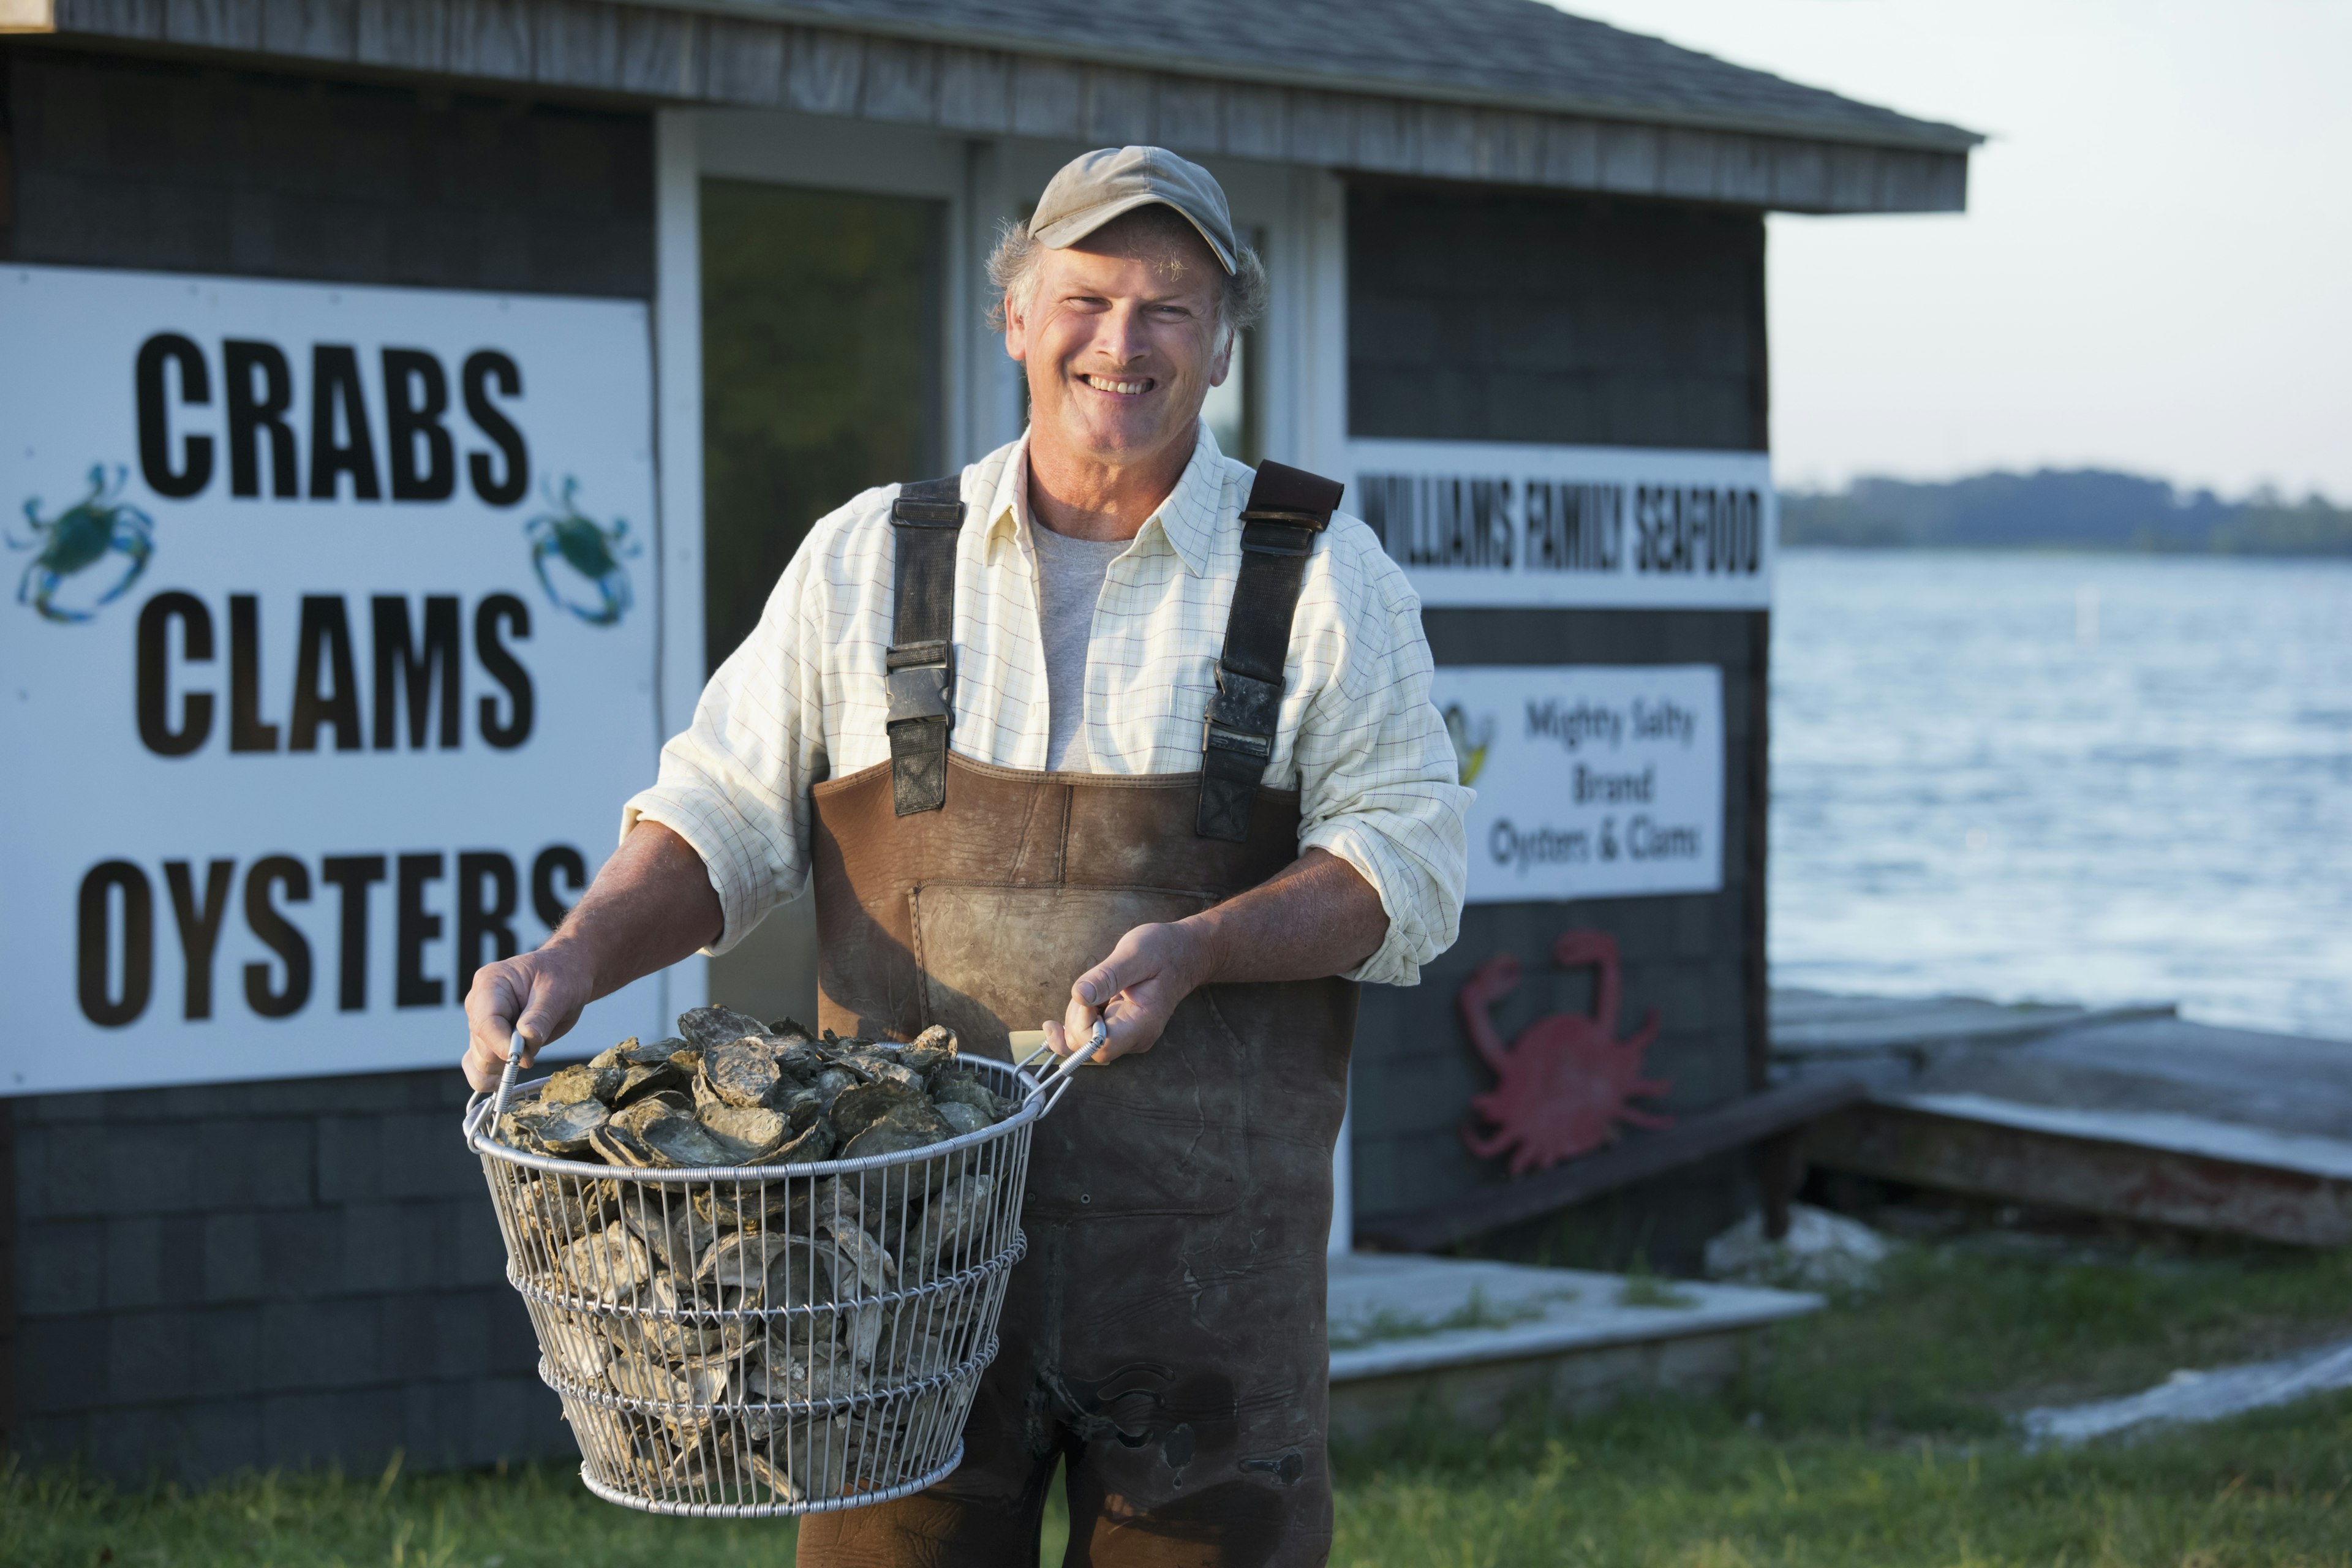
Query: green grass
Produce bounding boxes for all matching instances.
[7,1243,2351,1567]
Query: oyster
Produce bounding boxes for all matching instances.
[900,1024,958,1079]
[703,1040,786,1109]
[587,1121,662,1169]
[933,1099,990,1138]
[930,1071,1007,1122]
[913,1174,997,1264]
[828,1078,923,1139]
[559,1222,653,1303]
[698,1101,788,1159]
[678,1005,774,1053]
[530,1098,609,1156]
[546,1062,625,1107]
[637,1110,749,1169]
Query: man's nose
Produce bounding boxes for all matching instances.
[1094,301,1153,364]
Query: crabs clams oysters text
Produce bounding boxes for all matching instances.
[134,590,534,756]
[73,845,588,1029]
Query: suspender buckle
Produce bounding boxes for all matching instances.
[884,641,954,728]
[1207,663,1281,737]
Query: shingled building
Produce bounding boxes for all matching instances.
[0,0,1975,1479]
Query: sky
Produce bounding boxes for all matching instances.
[1551,1,2352,499]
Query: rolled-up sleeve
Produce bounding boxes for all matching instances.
[620,509,842,956]
[1292,534,1471,988]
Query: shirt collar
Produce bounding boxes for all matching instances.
[984,420,1230,576]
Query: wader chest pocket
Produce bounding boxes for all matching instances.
[910,881,1254,1218]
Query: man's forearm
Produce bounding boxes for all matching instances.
[549,820,725,1003]
[1180,847,1388,986]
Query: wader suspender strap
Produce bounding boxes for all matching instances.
[886,476,965,815]
[1197,459,1346,841]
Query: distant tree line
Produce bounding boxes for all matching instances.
[1780,469,2352,556]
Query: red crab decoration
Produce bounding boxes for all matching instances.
[1460,929,1672,1174]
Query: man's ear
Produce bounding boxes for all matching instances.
[1003,293,1028,364]
[1207,325,1235,389]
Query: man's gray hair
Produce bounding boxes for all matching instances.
[986,205,1268,341]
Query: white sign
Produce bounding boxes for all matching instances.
[0,265,666,1095]
[1351,439,1775,609]
[1435,665,1725,903]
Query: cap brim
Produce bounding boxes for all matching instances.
[1031,191,1237,274]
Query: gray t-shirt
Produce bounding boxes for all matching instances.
[1028,521,1126,772]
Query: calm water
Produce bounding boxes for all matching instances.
[1770,549,2352,1042]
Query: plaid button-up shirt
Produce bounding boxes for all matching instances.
[625,423,1469,987]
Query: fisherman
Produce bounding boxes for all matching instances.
[460,145,1468,1566]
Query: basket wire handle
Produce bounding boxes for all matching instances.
[489,1028,529,1133]
[1010,1018,1109,1115]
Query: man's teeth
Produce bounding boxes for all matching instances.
[1084,375,1149,395]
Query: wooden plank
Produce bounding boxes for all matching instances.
[54,0,164,37]
[701,15,782,106]
[934,47,1011,134]
[1284,88,1352,165]
[258,0,353,59]
[530,0,616,91]
[1359,1076,1870,1252]
[1659,127,1721,201]
[445,0,531,83]
[1153,74,1221,156]
[1540,116,1601,188]
[1810,1101,2352,1247]
[859,37,935,125]
[1473,109,1544,186]
[1009,55,1079,138]
[1767,138,1830,211]
[616,7,696,99]
[1220,81,1285,160]
[1080,63,1153,145]
[353,0,444,73]
[1354,96,1414,176]
[1825,143,1878,213]
[1414,102,1477,181]
[1713,131,1774,206]
[1596,121,1663,194]
[165,0,258,48]
[783,25,859,116]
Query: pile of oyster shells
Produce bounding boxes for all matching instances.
[496,1005,1014,1168]
[484,1006,1022,1504]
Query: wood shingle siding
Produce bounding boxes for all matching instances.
[1348,180,1768,451]
[4,45,653,293]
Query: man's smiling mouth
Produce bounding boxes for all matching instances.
[1080,372,1153,396]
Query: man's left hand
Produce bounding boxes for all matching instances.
[1042,918,1216,1065]
[1040,849,1389,1068]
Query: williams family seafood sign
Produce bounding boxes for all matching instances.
[1433,666,1725,904]
[1351,439,1774,608]
[1,265,667,1095]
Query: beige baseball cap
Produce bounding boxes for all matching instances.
[1030,146,1237,274]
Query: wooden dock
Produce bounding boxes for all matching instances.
[1779,991,2352,1246]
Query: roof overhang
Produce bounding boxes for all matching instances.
[26,0,1977,213]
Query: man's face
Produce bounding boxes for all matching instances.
[1006,219,1231,471]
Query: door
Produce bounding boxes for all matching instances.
[699,178,945,1025]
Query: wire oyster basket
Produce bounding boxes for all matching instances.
[461,1009,1097,1517]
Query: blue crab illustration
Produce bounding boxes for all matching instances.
[526,477,639,627]
[13,465,156,624]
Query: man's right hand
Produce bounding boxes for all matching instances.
[454,819,726,1093]
[462,942,597,1091]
